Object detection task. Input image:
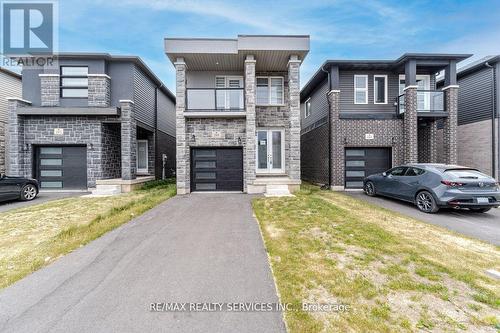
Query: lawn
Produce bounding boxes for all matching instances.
[0,179,176,289]
[253,184,500,333]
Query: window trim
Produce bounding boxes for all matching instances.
[353,74,368,105]
[136,140,149,174]
[373,74,388,104]
[304,97,311,118]
[256,76,285,106]
[60,66,89,99]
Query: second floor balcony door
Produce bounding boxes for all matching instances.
[399,75,431,112]
[216,76,244,110]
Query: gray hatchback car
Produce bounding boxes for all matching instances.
[363,164,500,213]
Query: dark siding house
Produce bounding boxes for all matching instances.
[437,55,499,179]
[301,53,471,190]
[6,53,175,193]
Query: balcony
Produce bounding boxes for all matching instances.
[398,91,446,117]
[185,88,245,118]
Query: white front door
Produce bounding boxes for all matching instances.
[137,140,148,174]
[256,129,285,174]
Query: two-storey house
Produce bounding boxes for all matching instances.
[0,67,22,174]
[300,53,470,189]
[165,35,309,195]
[437,55,499,179]
[5,53,176,193]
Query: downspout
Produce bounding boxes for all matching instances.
[321,64,332,189]
[485,62,496,178]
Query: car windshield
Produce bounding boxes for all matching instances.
[444,169,489,179]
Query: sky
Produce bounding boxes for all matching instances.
[11,0,500,91]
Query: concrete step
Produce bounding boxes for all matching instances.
[91,184,122,196]
[264,184,293,197]
[254,176,301,185]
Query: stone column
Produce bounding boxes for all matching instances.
[288,56,302,182]
[403,87,418,163]
[327,90,343,190]
[88,74,111,107]
[40,74,60,107]
[244,55,256,192]
[443,86,459,165]
[5,98,31,176]
[120,100,136,180]
[175,58,189,194]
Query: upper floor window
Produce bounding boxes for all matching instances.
[373,75,387,104]
[256,77,284,105]
[304,98,311,118]
[354,75,368,104]
[60,66,88,98]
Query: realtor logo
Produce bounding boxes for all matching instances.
[1,0,58,55]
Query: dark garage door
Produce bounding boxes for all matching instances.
[191,148,243,192]
[345,148,391,189]
[36,146,87,190]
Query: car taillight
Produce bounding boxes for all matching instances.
[441,180,464,187]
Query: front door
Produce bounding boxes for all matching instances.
[256,129,285,174]
[137,140,149,174]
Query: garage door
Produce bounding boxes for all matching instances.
[345,148,391,189]
[191,148,243,192]
[36,146,87,190]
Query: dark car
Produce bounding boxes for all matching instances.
[0,174,39,203]
[363,164,500,213]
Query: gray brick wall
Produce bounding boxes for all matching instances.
[301,122,329,184]
[403,87,418,163]
[88,75,111,107]
[443,87,458,164]
[40,75,60,107]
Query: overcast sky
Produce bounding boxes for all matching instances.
[9,0,500,91]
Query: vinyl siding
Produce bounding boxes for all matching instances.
[157,89,176,137]
[0,71,22,123]
[133,65,156,128]
[456,66,495,125]
[301,78,328,129]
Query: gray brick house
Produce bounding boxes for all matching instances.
[437,55,499,179]
[165,35,309,194]
[6,53,176,192]
[0,67,22,174]
[300,53,470,190]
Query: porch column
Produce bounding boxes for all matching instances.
[403,59,418,163]
[443,86,459,164]
[288,55,302,182]
[175,58,189,194]
[5,98,31,177]
[120,100,136,181]
[244,54,256,192]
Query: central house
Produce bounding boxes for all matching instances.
[165,35,309,194]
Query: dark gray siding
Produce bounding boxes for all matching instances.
[156,131,176,179]
[457,66,495,125]
[133,65,156,128]
[108,62,134,106]
[301,123,329,184]
[157,89,175,137]
[301,78,328,129]
[22,67,42,106]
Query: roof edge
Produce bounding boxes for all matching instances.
[0,66,22,79]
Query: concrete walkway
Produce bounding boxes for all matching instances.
[0,194,285,333]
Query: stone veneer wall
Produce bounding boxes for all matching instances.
[88,75,111,107]
[40,75,60,107]
[101,123,121,179]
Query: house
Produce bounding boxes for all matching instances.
[164,35,309,194]
[300,53,471,190]
[437,55,499,179]
[5,53,176,192]
[0,67,22,174]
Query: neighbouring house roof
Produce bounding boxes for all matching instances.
[164,35,310,71]
[15,53,175,102]
[301,53,472,101]
[0,66,22,79]
[436,55,500,84]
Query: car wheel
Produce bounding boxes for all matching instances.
[364,181,376,197]
[415,191,439,213]
[469,207,491,213]
[20,184,37,201]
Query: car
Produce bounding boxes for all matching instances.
[363,164,500,213]
[0,174,39,203]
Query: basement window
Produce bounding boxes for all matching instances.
[60,66,88,98]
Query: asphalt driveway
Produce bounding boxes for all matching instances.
[0,193,285,333]
[346,191,500,245]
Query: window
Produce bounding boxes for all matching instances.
[137,140,148,174]
[405,167,425,177]
[215,76,244,109]
[354,75,368,104]
[388,167,407,176]
[305,98,311,118]
[373,75,387,104]
[256,77,284,105]
[60,66,88,98]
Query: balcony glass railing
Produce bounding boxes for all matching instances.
[186,88,245,111]
[398,90,445,114]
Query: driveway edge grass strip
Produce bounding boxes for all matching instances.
[1,179,176,289]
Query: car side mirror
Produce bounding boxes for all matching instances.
[382,172,387,177]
